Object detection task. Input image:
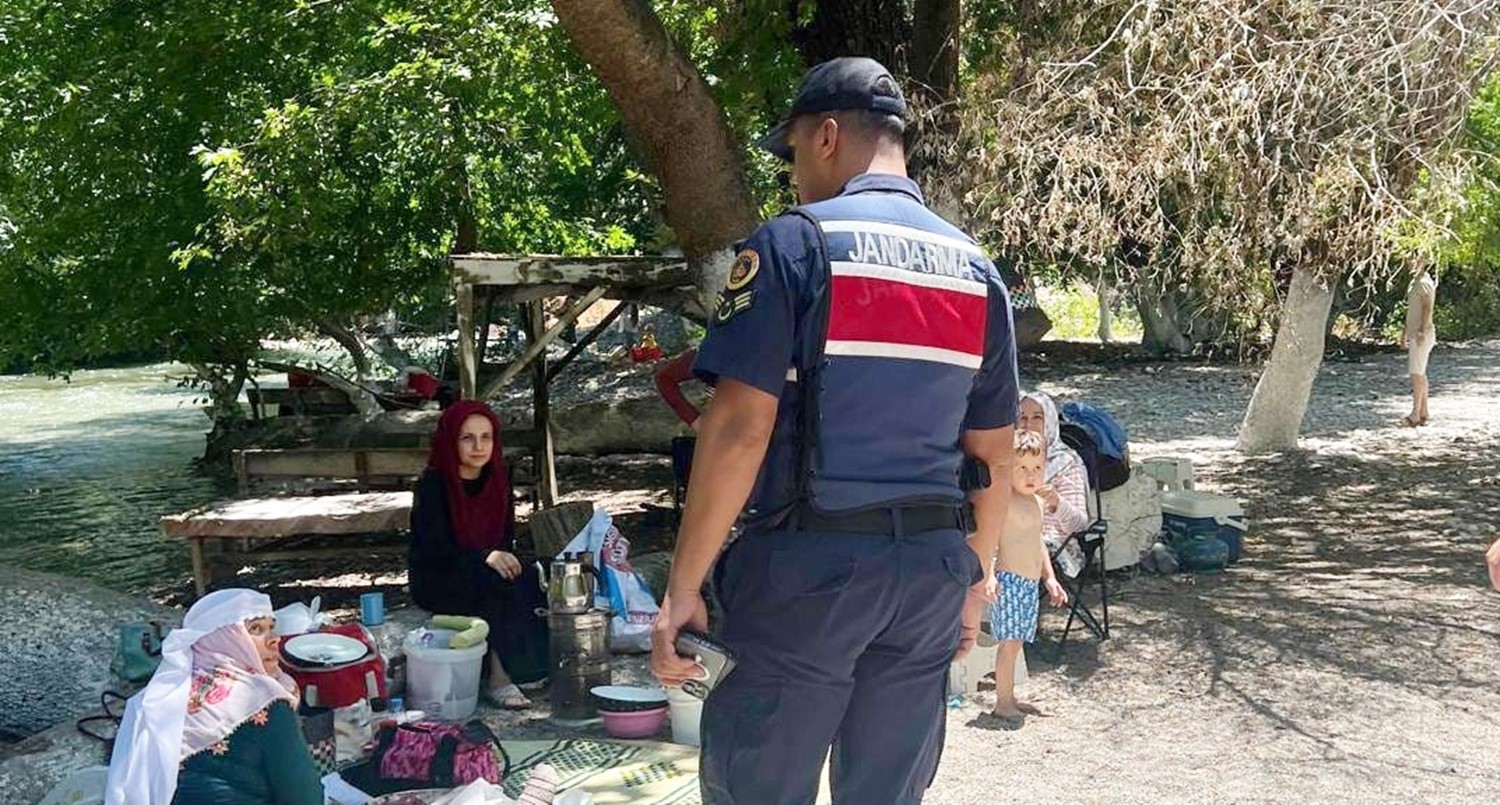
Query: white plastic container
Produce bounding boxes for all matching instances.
[666,687,704,746]
[1139,457,1195,491]
[403,627,487,721]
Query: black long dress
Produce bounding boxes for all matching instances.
[407,468,549,684]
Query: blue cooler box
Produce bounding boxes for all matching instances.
[1161,490,1248,563]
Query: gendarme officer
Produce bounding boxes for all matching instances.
[651,57,1020,804]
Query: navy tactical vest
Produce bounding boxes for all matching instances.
[748,177,998,523]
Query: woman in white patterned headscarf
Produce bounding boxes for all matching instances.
[1018,391,1091,577]
[105,588,321,805]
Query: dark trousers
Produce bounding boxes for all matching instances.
[701,528,979,805]
[412,561,550,685]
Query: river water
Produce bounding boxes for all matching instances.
[0,365,220,595]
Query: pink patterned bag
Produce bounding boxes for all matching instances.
[372,720,508,788]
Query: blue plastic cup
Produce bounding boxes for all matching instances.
[359,592,385,626]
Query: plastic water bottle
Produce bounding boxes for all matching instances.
[370,624,406,698]
[388,696,406,724]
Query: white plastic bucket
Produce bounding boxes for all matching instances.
[666,687,704,746]
[404,627,487,721]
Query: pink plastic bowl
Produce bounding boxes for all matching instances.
[599,705,668,739]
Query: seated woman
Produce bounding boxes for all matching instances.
[106,588,321,805]
[408,400,549,710]
[1017,391,1093,578]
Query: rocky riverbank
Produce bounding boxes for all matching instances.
[0,568,180,802]
[0,569,180,742]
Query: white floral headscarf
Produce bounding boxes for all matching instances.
[105,589,296,805]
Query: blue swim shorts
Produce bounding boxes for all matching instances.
[988,570,1039,643]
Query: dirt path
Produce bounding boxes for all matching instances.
[116,339,1500,803]
[930,338,1500,803]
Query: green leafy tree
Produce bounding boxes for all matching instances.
[1426,76,1500,338]
[1,1,656,434]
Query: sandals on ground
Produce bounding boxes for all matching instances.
[484,683,532,710]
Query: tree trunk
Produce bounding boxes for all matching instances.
[313,317,371,380]
[1134,285,1193,354]
[1096,275,1114,344]
[1236,267,1336,454]
[909,0,959,96]
[906,0,962,217]
[791,0,910,71]
[190,359,251,462]
[550,0,759,301]
[189,360,249,426]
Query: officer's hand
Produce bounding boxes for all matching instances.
[955,582,988,661]
[650,590,710,687]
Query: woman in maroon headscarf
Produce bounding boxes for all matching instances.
[408,401,548,709]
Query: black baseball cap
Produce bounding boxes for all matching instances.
[758,57,907,162]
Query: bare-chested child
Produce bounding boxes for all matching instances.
[989,429,1067,719]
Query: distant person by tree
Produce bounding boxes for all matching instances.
[1487,537,1500,593]
[1401,268,1438,427]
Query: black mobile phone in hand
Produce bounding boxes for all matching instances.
[674,630,736,700]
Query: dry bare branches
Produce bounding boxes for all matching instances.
[960,0,1500,309]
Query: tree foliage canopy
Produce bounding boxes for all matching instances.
[2,0,1498,398]
[0,0,654,378]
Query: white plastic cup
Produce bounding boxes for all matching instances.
[666,687,705,746]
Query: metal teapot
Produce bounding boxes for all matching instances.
[543,552,604,614]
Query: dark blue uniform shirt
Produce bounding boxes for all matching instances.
[694,173,1019,519]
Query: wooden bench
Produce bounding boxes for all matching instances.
[165,428,545,597]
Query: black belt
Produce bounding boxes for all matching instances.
[788,504,971,536]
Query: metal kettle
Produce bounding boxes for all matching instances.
[545,552,603,614]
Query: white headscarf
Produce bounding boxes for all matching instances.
[1021,390,1084,482]
[104,589,294,805]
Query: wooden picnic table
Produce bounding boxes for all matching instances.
[165,430,544,597]
[162,492,413,596]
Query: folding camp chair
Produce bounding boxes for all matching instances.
[1051,423,1111,651]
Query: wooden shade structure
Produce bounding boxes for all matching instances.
[449,254,696,506]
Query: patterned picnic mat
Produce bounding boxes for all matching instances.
[499,739,832,805]
[500,739,700,804]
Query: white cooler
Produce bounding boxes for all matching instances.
[1161,490,1248,563]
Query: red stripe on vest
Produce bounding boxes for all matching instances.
[828,274,986,356]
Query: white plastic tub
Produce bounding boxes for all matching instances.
[666,687,704,746]
[404,627,487,721]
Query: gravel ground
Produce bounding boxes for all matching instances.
[927,337,1500,804]
[15,337,1495,803]
[479,336,1500,803]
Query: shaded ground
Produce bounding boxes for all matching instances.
[931,337,1500,803]
[211,336,1500,803]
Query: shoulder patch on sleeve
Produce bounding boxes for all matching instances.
[725,248,760,291]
